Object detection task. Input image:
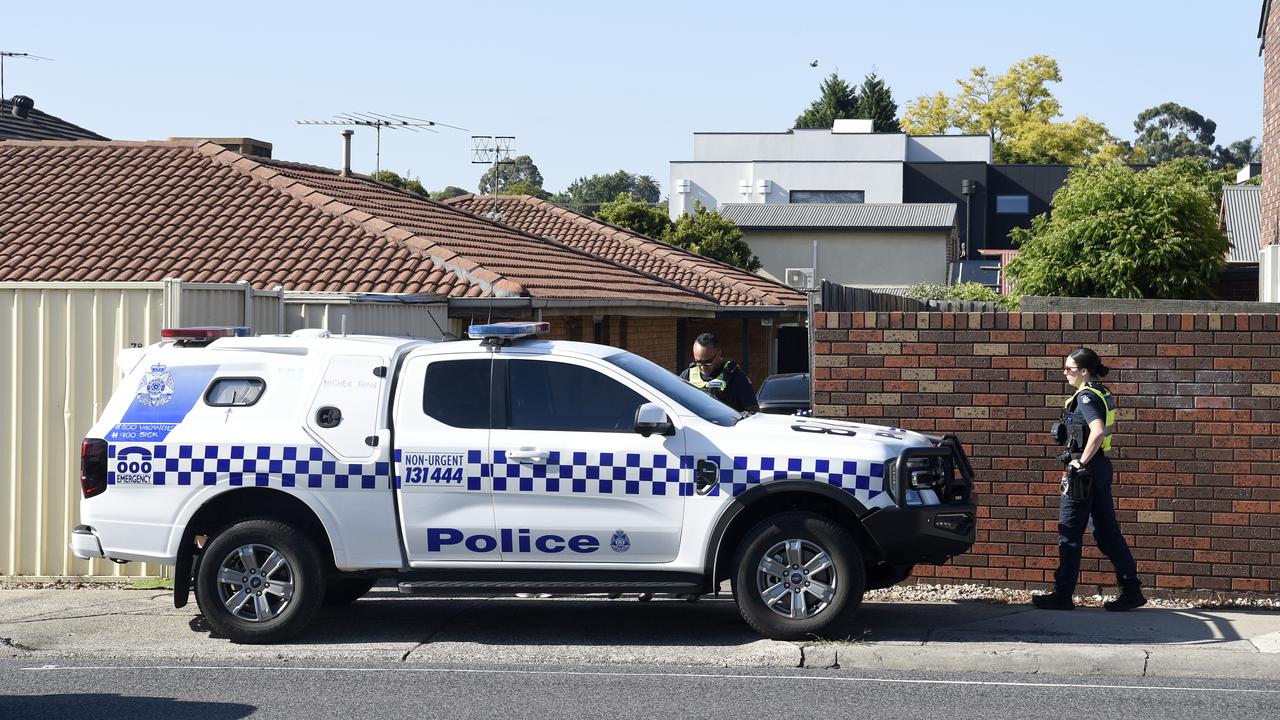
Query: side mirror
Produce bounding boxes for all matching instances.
[634,402,674,437]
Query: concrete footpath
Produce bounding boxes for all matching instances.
[1,585,1278,680]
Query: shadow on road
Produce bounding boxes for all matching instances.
[186,585,1256,648]
[0,694,254,720]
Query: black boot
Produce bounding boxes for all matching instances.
[1031,589,1075,610]
[1105,582,1147,612]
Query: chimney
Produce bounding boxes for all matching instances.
[341,130,354,177]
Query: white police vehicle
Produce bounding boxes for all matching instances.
[72,322,975,643]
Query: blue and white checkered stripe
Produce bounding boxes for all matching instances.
[392,449,883,503]
[491,450,694,497]
[107,443,390,490]
[703,455,884,503]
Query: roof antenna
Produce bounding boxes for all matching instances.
[296,112,469,175]
[472,135,516,220]
[0,51,53,103]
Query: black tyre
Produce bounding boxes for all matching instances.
[195,519,325,643]
[323,577,377,606]
[731,512,865,640]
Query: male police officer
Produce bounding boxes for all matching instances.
[680,332,759,413]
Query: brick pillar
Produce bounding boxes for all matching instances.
[1261,6,1280,300]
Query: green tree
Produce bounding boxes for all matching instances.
[1212,136,1260,172]
[557,170,661,214]
[1131,102,1216,165]
[1004,159,1228,300]
[596,193,673,238]
[901,55,1122,164]
[794,72,859,129]
[429,185,470,201]
[854,71,900,132]
[664,200,761,271]
[370,170,428,196]
[497,180,552,200]
[477,155,544,194]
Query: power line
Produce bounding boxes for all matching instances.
[0,51,54,102]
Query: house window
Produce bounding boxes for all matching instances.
[789,190,864,204]
[996,195,1030,214]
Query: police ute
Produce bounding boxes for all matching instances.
[72,322,976,643]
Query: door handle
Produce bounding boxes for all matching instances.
[507,448,550,463]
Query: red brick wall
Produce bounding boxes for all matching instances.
[545,315,679,372]
[815,311,1280,597]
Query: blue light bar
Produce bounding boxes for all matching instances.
[468,321,550,339]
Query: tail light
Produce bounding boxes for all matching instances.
[81,439,108,499]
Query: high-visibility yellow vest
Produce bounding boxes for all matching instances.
[687,359,737,403]
[1064,382,1115,452]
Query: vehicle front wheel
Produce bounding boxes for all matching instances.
[731,512,865,640]
[195,519,324,643]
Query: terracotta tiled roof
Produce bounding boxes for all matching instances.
[0,98,108,141]
[444,194,807,309]
[0,140,714,307]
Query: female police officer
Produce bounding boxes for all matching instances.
[1032,348,1146,611]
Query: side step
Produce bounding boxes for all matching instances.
[397,570,703,595]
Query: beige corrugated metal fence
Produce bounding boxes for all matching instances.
[0,280,445,578]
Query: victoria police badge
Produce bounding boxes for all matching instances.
[610,529,631,553]
[136,363,176,407]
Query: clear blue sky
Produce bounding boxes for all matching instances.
[4,1,1264,193]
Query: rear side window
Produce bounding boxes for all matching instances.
[507,360,645,432]
[205,378,265,407]
[424,360,491,429]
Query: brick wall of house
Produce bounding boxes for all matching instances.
[547,315,776,389]
[544,315,678,372]
[814,311,1280,597]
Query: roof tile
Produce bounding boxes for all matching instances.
[0,141,714,307]
[444,194,806,308]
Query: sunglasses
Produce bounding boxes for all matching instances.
[1063,366,1082,373]
[693,353,721,366]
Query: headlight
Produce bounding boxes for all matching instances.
[905,457,944,490]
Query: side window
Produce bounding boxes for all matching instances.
[423,359,491,429]
[205,378,265,407]
[507,360,645,432]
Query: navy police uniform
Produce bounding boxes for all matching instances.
[1053,382,1139,594]
[681,359,758,413]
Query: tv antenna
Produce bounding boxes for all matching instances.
[0,51,54,102]
[296,112,468,174]
[471,135,516,219]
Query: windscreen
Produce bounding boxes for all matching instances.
[604,351,742,427]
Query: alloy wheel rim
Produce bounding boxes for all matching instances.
[755,538,837,620]
[215,543,295,622]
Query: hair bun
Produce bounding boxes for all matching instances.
[1095,363,1110,378]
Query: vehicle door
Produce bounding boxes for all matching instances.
[488,353,686,563]
[392,350,496,564]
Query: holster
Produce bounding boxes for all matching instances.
[1061,465,1093,501]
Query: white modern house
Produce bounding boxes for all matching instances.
[669,120,992,290]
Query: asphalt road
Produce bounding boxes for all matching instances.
[3,659,1279,720]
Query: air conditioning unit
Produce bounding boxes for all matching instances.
[785,267,814,289]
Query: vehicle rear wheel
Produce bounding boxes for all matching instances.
[731,512,865,640]
[323,577,377,606]
[195,519,324,643]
